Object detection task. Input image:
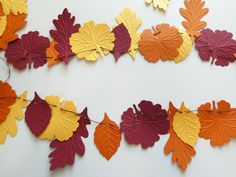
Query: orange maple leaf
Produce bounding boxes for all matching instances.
[46,41,61,67]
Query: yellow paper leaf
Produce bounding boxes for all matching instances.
[39,96,79,141]
[173,102,200,147]
[145,0,170,11]
[0,91,28,144]
[0,0,27,15]
[174,30,193,63]
[70,21,115,61]
[0,15,6,36]
[115,7,142,60]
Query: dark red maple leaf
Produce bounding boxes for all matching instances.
[48,107,91,171]
[195,28,236,67]
[120,100,169,149]
[112,23,131,61]
[50,8,80,64]
[5,31,50,70]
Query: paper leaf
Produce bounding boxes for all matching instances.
[145,0,170,11]
[25,92,51,137]
[164,102,196,171]
[48,107,91,171]
[174,30,193,63]
[94,113,121,160]
[70,21,115,61]
[115,7,142,60]
[0,0,27,15]
[0,81,16,124]
[180,0,209,41]
[5,31,50,70]
[195,29,236,67]
[0,15,6,36]
[46,41,61,67]
[50,8,80,64]
[112,23,131,62]
[120,100,169,149]
[0,91,28,144]
[138,24,183,62]
[39,96,79,141]
[0,12,26,49]
[198,100,236,146]
[173,102,200,147]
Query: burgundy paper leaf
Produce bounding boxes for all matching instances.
[25,92,51,137]
[120,100,169,149]
[5,31,50,70]
[50,8,81,64]
[112,23,131,61]
[49,107,91,171]
[195,28,236,67]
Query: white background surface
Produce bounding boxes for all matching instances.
[1,0,236,177]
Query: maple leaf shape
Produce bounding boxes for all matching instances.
[198,100,236,146]
[0,0,27,15]
[112,23,131,62]
[70,21,115,61]
[50,8,80,64]
[115,7,142,60]
[120,100,169,149]
[164,102,196,171]
[145,0,170,11]
[195,29,236,67]
[46,40,61,67]
[179,0,209,41]
[5,31,50,70]
[39,96,79,141]
[0,15,6,36]
[0,81,16,123]
[48,108,91,171]
[94,113,121,160]
[0,91,28,144]
[138,24,183,62]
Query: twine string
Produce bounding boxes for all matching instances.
[0,57,11,83]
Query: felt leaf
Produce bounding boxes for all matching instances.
[164,102,196,171]
[94,113,121,160]
[0,15,6,36]
[25,92,51,137]
[120,100,169,149]
[48,107,91,171]
[70,21,115,61]
[0,91,28,144]
[39,96,79,141]
[5,31,50,70]
[138,24,183,62]
[115,7,142,60]
[0,81,16,124]
[145,0,170,11]
[174,30,192,63]
[0,12,26,49]
[46,41,61,67]
[112,23,131,62]
[198,100,236,146]
[180,0,209,41]
[50,8,80,64]
[195,29,236,67]
[0,0,27,15]
[173,102,200,147]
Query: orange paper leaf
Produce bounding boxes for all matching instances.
[46,41,61,67]
[94,113,121,160]
[198,100,236,146]
[164,102,196,171]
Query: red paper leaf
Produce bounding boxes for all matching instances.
[195,28,236,67]
[112,23,131,61]
[48,107,91,171]
[25,92,51,137]
[5,31,50,70]
[120,100,169,149]
[50,8,80,64]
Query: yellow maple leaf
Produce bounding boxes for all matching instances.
[115,7,142,60]
[145,0,170,11]
[173,102,200,147]
[70,21,115,61]
[0,0,27,15]
[0,91,28,144]
[0,15,7,37]
[39,96,79,141]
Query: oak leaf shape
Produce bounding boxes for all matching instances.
[46,40,61,67]
[0,0,27,15]
[145,0,170,11]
